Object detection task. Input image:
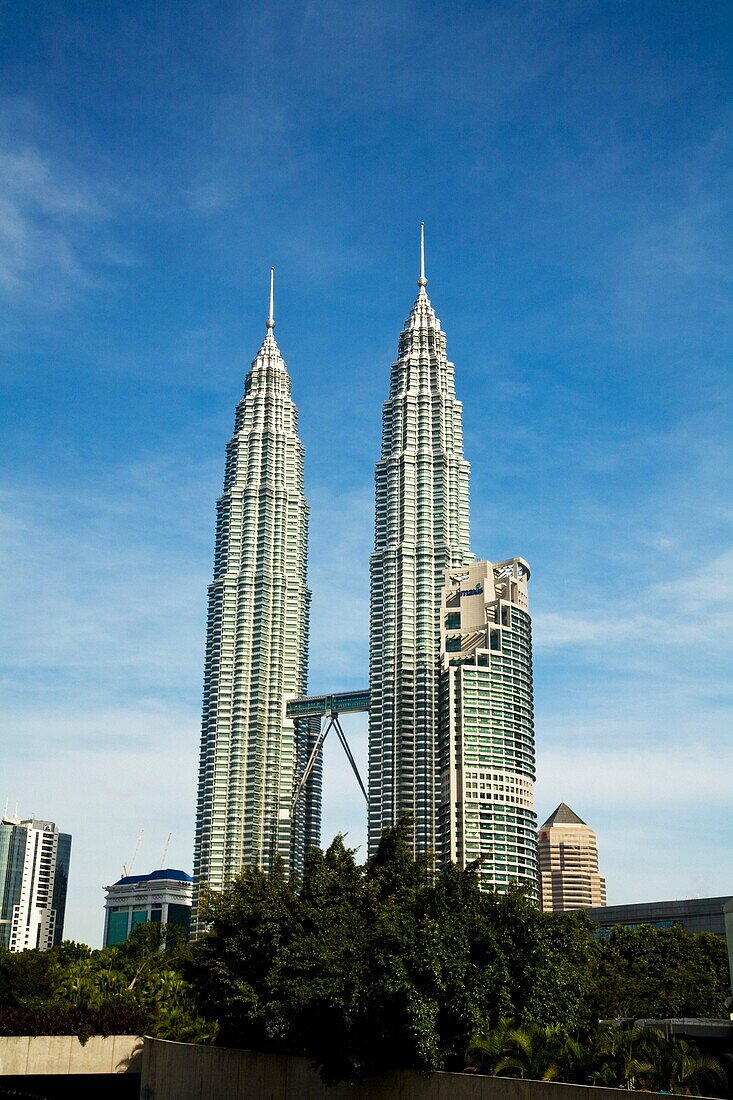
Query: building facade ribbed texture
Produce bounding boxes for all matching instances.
[368,269,472,856]
[537,803,606,912]
[438,559,538,893]
[193,307,318,931]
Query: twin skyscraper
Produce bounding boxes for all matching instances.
[193,230,537,930]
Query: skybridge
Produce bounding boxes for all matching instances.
[286,689,370,817]
[285,689,370,721]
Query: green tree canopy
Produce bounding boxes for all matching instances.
[193,821,608,1082]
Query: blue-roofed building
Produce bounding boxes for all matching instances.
[103,868,192,947]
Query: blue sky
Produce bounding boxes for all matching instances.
[1,1,731,946]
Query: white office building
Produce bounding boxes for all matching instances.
[104,869,193,946]
[0,814,71,952]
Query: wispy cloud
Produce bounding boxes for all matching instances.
[535,731,733,904]
[0,105,128,306]
[4,716,198,948]
[0,458,212,945]
[0,455,214,694]
[535,546,733,653]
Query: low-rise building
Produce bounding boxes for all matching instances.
[103,868,192,947]
[587,896,732,939]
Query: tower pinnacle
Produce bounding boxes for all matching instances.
[418,222,427,288]
[266,267,275,330]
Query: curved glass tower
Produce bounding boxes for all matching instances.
[438,558,538,892]
[368,231,473,856]
[193,275,316,930]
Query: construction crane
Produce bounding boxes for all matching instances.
[121,827,143,878]
[159,832,172,869]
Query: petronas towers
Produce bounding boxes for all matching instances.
[193,232,537,920]
[193,273,314,929]
[368,238,473,856]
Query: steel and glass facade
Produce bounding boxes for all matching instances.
[438,560,537,892]
[368,242,537,882]
[193,306,317,933]
[369,269,472,856]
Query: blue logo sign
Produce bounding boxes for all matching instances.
[459,583,483,597]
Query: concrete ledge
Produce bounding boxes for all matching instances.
[0,1034,143,1074]
[141,1038,692,1100]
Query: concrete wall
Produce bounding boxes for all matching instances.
[0,1034,143,1075]
[142,1039,678,1100]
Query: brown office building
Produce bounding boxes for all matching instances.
[537,803,606,912]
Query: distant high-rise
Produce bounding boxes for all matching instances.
[438,559,537,892]
[537,803,606,912]
[0,814,71,951]
[193,273,317,932]
[104,869,192,946]
[369,227,472,856]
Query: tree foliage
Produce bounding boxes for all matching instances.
[589,923,730,1020]
[0,923,213,1042]
[191,820,730,1085]
[467,1020,729,1096]
[1,822,729,1090]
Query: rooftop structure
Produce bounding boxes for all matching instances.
[587,895,731,940]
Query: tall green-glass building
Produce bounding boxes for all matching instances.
[438,559,537,891]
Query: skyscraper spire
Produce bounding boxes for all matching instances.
[266,267,275,330]
[418,221,427,288]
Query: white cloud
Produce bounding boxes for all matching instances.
[4,717,198,948]
[0,462,211,944]
[534,546,733,656]
[0,459,213,690]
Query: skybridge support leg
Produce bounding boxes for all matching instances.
[332,716,368,805]
[289,716,334,818]
[289,713,369,818]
